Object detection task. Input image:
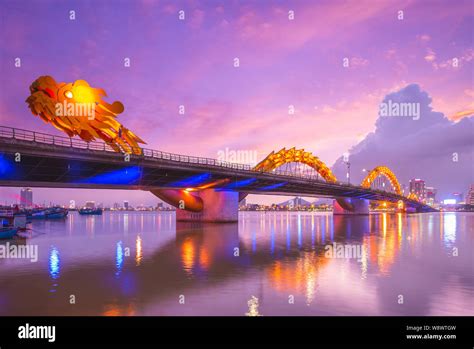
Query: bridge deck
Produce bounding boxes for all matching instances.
[0,126,435,211]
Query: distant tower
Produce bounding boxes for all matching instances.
[123,200,129,210]
[20,188,33,208]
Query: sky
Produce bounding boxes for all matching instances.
[0,0,473,206]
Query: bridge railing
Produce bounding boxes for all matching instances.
[0,126,428,205]
[0,125,343,183]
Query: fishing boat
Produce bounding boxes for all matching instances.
[0,226,18,239]
[29,209,46,219]
[28,207,68,220]
[79,207,103,215]
[0,218,18,239]
[44,207,68,219]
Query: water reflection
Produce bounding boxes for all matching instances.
[115,241,124,277]
[135,235,142,266]
[245,296,261,316]
[49,246,60,280]
[443,213,456,245]
[0,211,471,316]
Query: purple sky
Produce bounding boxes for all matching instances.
[0,0,473,206]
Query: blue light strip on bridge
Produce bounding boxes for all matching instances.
[167,173,211,188]
[0,154,17,179]
[218,178,257,190]
[76,166,142,185]
[256,182,288,190]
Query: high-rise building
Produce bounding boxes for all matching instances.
[113,202,119,210]
[409,179,426,201]
[124,201,129,210]
[20,188,33,208]
[425,186,437,205]
[467,185,474,205]
[85,201,96,209]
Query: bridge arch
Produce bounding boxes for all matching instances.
[361,166,402,195]
[253,147,337,183]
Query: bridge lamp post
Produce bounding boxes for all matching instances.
[343,152,350,185]
[346,162,351,184]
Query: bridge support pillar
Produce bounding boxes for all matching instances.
[333,198,369,215]
[176,189,239,223]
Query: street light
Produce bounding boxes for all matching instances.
[343,152,350,185]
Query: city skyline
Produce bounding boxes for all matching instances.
[2,180,473,208]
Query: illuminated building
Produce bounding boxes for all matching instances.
[409,179,425,201]
[123,201,129,210]
[425,186,437,205]
[20,188,33,208]
[468,185,474,205]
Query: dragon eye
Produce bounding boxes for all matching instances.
[64,91,73,99]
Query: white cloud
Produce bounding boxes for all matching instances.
[332,84,474,198]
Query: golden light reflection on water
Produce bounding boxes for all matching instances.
[382,213,387,237]
[397,213,402,240]
[263,213,411,299]
[135,235,142,266]
[372,214,402,275]
[181,238,195,274]
[199,247,210,270]
[149,212,462,315]
[268,251,327,305]
[6,211,467,316]
[245,296,261,316]
[103,303,136,316]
